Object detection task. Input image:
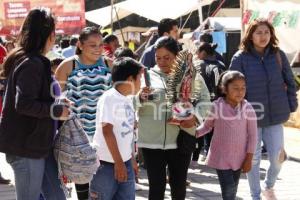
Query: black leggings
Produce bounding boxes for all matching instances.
[192,137,204,161]
[142,148,191,200]
[192,131,213,161]
[75,183,89,200]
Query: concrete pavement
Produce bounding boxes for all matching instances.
[1,127,300,200]
[284,127,300,161]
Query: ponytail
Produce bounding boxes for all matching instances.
[197,42,218,56]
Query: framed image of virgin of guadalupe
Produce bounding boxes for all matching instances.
[166,50,201,125]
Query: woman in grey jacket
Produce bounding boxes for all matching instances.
[135,36,210,200]
[230,18,298,200]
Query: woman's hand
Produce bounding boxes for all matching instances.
[58,98,74,120]
[62,98,75,107]
[59,106,71,120]
[180,115,197,128]
[139,87,153,102]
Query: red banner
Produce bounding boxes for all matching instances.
[0,0,86,35]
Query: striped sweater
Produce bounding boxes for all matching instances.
[196,98,257,170]
[66,57,112,138]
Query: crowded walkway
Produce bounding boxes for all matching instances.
[1,2,300,199]
[1,127,299,200]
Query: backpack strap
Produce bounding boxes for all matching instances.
[72,59,76,70]
[240,53,246,76]
[55,115,77,197]
[239,53,248,99]
[55,127,70,197]
[275,50,283,71]
[275,50,288,90]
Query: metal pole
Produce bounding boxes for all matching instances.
[198,0,203,24]
[111,0,114,31]
[179,11,194,34]
[240,0,245,40]
[114,6,125,43]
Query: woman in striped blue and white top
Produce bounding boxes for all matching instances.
[55,26,112,199]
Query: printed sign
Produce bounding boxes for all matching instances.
[0,0,86,35]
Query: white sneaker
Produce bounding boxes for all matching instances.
[135,183,143,191]
[200,155,207,162]
[262,188,277,200]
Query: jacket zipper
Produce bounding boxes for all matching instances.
[158,73,167,149]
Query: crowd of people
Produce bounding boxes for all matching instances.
[0,7,298,200]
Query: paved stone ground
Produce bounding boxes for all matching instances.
[1,127,300,200]
[284,127,300,161]
[134,157,300,200]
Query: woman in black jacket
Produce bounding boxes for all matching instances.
[0,8,69,200]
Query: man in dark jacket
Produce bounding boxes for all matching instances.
[140,18,179,69]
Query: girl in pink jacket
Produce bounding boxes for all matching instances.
[196,71,257,200]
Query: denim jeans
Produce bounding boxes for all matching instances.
[89,160,135,200]
[247,124,284,200]
[6,151,66,200]
[216,169,241,200]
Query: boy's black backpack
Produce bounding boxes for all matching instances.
[199,59,227,101]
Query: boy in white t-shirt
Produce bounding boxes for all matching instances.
[90,57,143,200]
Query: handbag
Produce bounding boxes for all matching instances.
[176,129,197,154]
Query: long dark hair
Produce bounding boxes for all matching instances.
[1,7,55,78]
[216,71,245,98]
[76,26,102,55]
[240,18,279,52]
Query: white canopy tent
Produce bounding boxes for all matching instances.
[85,1,132,27]
[117,0,215,23]
[85,0,215,27]
[208,17,241,31]
[183,17,241,40]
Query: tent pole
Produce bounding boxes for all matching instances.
[114,6,126,44]
[240,0,245,40]
[111,0,114,31]
[135,41,147,54]
[179,11,193,34]
[198,1,203,24]
[290,50,299,67]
